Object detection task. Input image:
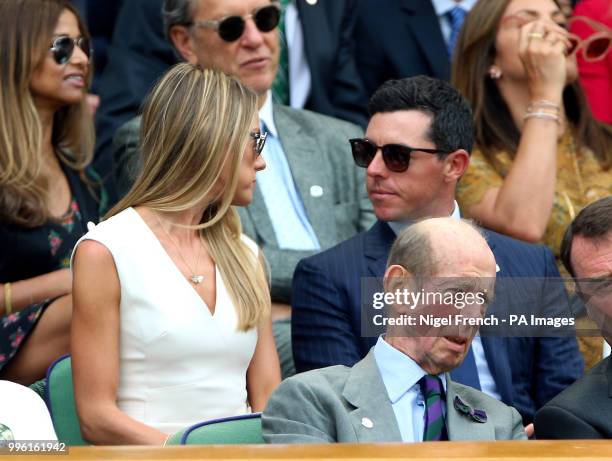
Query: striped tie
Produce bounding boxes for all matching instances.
[420,374,449,441]
[272,0,291,105]
[447,6,467,57]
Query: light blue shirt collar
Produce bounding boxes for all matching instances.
[430,0,478,16]
[373,336,447,404]
[259,90,278,137]
[388,201,461,236]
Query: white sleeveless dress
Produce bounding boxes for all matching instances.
[72,207,258,433]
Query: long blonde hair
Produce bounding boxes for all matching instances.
[0,0,95,227]
[452,0,611,168]
[108,63,270,330]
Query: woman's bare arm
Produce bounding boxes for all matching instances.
[71,240,167,445]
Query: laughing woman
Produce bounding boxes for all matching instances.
[0,0,106,385]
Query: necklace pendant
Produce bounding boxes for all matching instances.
[191,275,204,285]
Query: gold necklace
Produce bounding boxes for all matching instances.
[154,212,204,285]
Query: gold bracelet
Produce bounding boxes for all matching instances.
[162,434,171,447]
[4,282,12,316]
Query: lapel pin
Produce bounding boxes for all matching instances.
[361,417,374,429]
[310,185,323,197]
[306,0,318,5]
[453,396,487,423]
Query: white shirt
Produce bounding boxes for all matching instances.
[430,0,478,44]
[259,91,278,137]
[373,336,447,442]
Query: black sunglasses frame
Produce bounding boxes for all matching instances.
[349,138,451,173]
[190,3,281,43]
[49,35,92,65]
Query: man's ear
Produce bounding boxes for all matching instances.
[383,264,409,293]
[443,149,470,183]
[169,25,199,64]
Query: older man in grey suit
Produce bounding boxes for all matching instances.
[263,218,527,443]
[113,0,374,308]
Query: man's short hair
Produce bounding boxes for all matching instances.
[367,76,474,156]
[163,0,195,38]
[561,196,612,277]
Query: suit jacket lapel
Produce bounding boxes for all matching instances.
[295,0,328,84]
[364,221,396,277]
[479,230,514,405]
[400,0,451,80]
[273,104,338,249]
[244,184,278,246]
[480,337,513,405]
[606,357,612,398]
[343,351,403,442]
[446,377,496,440]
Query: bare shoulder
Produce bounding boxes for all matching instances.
[73,239,115,268]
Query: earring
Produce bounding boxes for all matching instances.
[488,66,502,80]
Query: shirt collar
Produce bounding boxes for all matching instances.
[259,90,278,137]
[388,201,461,236]
[430,0,477,16]
[374,336,447,404]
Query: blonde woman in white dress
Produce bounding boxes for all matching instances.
[71,63,280,445]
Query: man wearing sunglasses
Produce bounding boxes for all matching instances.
[535,196,612,439]
[291,75,583,425]
[95,0,368,196]
[111,0,375,333]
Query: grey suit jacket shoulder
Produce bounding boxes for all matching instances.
[113,106,375,302]
[262,351,526,443]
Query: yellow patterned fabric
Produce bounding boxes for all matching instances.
[457,131,612,268]
[458,132,611,370]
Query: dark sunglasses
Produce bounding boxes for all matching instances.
[349,138,450,173]
[191,3,281,42]
[250,131,267,156]
[49,35,92,65]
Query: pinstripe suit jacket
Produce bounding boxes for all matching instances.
[291,220,584,423]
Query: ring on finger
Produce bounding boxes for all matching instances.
[529,32,545,39]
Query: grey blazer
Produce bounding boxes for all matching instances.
[262,351,527,443]
[112,104,375,302]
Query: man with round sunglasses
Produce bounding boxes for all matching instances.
[291,75,583,425]
[110,0,375,370]
[93,0,368,197]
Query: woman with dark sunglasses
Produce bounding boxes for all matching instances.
[0,0,107,385]
[452,0,611,370]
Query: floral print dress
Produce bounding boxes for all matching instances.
[0,165,107,373]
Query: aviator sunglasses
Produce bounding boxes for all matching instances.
[50,35,92,65]
[190,3,281,42]
[349,138,451,173]
[250,130,268,156]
